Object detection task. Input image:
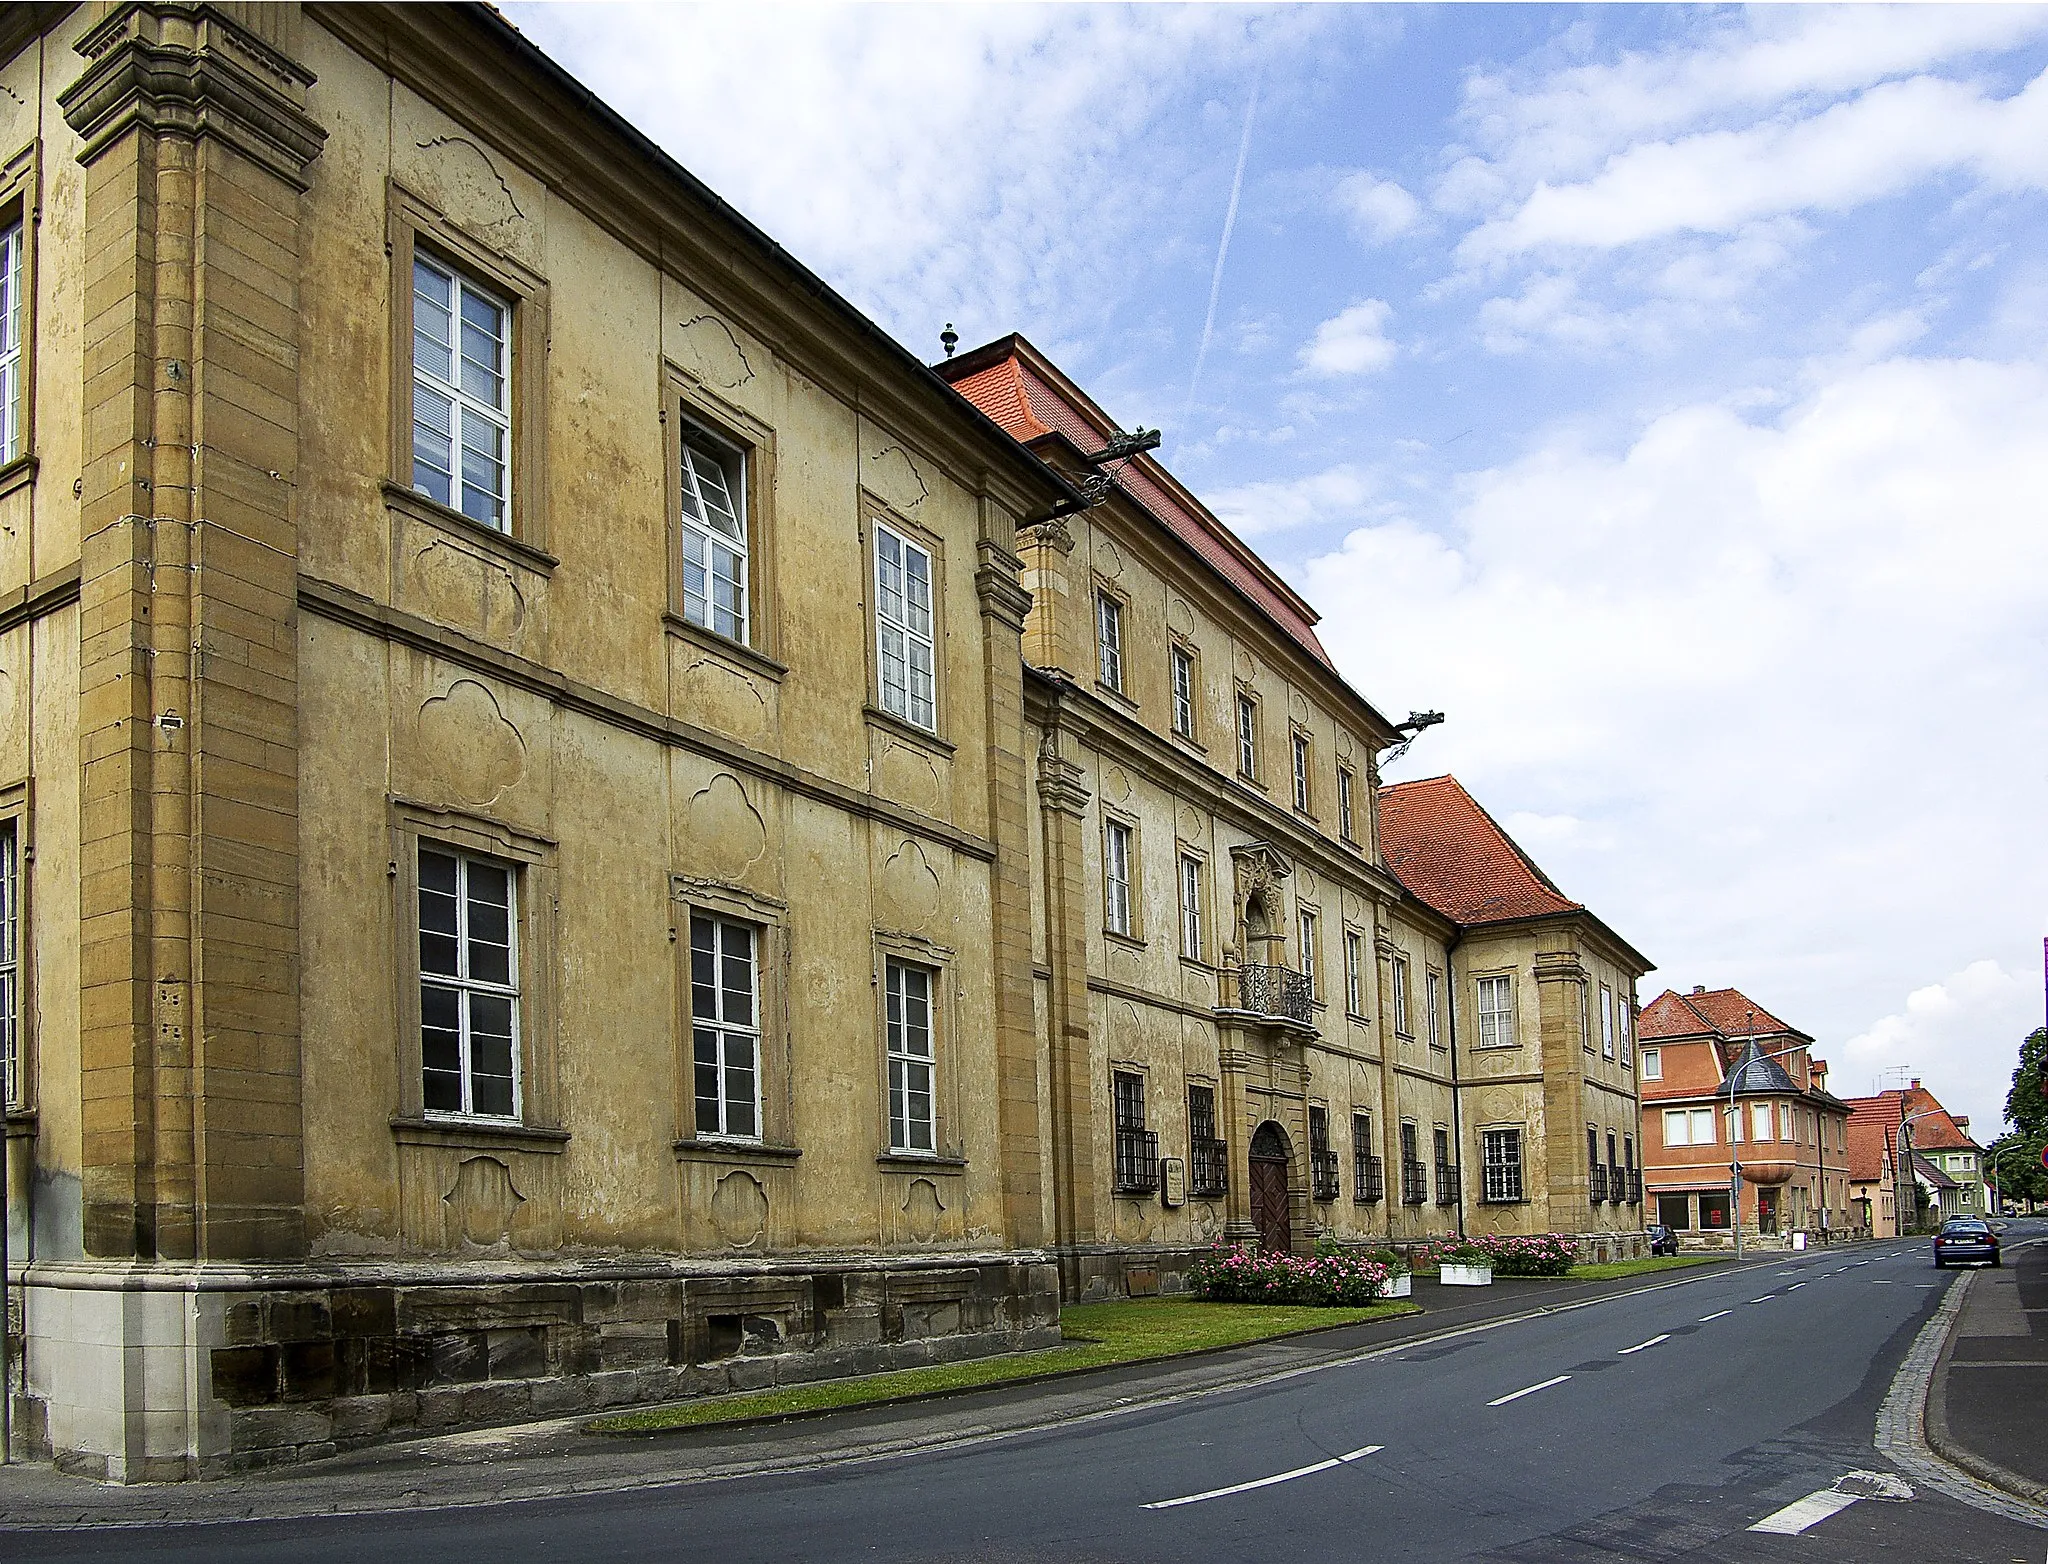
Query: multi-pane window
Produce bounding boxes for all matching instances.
[1170,645,1196,737]
[1399,1120,1425,1204]
[1337,767,1355,841]
[1310,1105,1339,1199]
[677,428,748,642]
[1481,1127,1524,1203]
[0,821,17,1108]
[885,958,936,1153]
[1476,975,1514,1047]
[1113,1070,1158,1193]
[1104,820,1133,937]
[1777,1102,1792,1141]
[1391,954,1411,1036]
[1663,1107,1715,1147]
[1291,732,1311,813]
[1617,1000,1633,1068]
[1753,1102,1774,1142]
[1426,971,1442,1049]
[875,525,936,730]
[1178,854,1203,962]
[1297,909,1317,995]
[1344,930,1364,1015]
[1096,592,1124,693]
[1189,1083,1225,1196]
[1641,1046,1661,1080]
[1353,1111,1382,1203]
[418,846,519,1119]
[1236,694,1258,779]
[1600,984,1615,1059]
[690,915,759,1140]
[412,254,511,530]
[0,221,21,466]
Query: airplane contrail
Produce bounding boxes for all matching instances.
[1177,74,1260,457]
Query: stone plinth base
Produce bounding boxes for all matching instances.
[11,1251,1060,1481]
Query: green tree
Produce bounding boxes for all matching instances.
[1994,1027,2048,1210]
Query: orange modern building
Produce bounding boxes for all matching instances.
[1637,986,1857,1245]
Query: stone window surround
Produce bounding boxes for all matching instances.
[1168,636,1200,744]
[385,179,552,559]
[1472,970,1517,1049]
[1288,725,1314,819]
[1176,846,1207,966]
[1100,804,1144,948]
[1234,685,1262,786]
[1093,579,1130,702]
[662,367,785,678]
[872,928,963,1166]
[863,507,949,745]
[0,139,41,499]
[1342,925,1368,1019]
[672,875,795,1156]
[1296,901,1320,1003]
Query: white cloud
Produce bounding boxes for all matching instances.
[1841,962,2033,1134]
[1298,300,1398,376]
[1334,171,1421,241]
[1208,462,1383,539]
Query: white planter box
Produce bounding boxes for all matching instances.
[1378,1272,1412,1299]
[1439,1262,1494,1287]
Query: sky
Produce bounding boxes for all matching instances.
[507,2,2048,1141]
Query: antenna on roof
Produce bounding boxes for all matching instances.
[940,323,958,359]
[1377,710,1445,767]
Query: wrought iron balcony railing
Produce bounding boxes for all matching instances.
[1230,963,1314,1026]
[1435,1162,1460,1206]
[1401,1158,1429,1206]
[1589,1163,1610,1204]
[1114,1129,1159,1195]
[1627,1169,1643,1205]
[1607,1166,1625,1205]
[1354,1152,1384,1204]
[1311,1148,1341,1201]
[1190,1136,1228,1198]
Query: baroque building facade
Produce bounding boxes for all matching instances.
[0,3,1657,1479]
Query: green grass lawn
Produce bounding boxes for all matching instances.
[587,1296,1420,1435]
[1566,1254,1726,1281]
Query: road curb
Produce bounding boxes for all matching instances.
[1923,1240,2048,1513]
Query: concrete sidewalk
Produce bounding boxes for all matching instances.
[1929,1232,2048,1503]
[0,1251,1812,1529]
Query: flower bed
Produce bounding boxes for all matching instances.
[1409,1232,1578,1277]
[1187,1239,1396,1305]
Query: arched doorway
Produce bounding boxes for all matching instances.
[1249,1121,1292,1253]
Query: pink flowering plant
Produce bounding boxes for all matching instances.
[1187,1237,1396,1305]
[1410,1232,1578,1277]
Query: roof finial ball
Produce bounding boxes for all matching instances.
[940,322,958,359]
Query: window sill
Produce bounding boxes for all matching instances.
[391,1115,570,1153]
[1104,928,1147,953]
[877,1150,967,1172]
[1169,729,1206,755]
[1094,680,1140,715]
[1178,956,1216,975]
[675,1138,802,1164]
[382,480,560,576]
[863,703,955,756]
[5,1106,36,1139]
[0,454,37,502]
[662,612,788,683]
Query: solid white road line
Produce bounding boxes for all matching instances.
[1489,1374,1571,1407]
[1141,1444,1383,1509]
[1749,1488,1864,1534]
[1617,1334,1670,1356]
[1699,1310,1732,1322]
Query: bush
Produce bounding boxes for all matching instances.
[1187,1241,1396,1305]
[1408,1232,1578,1276]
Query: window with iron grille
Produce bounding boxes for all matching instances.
[1400,1121,1426,1204]
[676,425,749,643]
[1291,732,1311,813]
[885,958,936,1152]
[419,846,520,1120]
[690,915,760,1139]
[1353,1112,1383,1203]
[1624,1134,1639,1203]
[1606,1129,1621,1204]
[1481,1127,1524,1203]
[1113,1071,1158,1193]
[1096,591,1124,693]
[875,525,937,731]
[1179,854,1203,961]
[1476,974,1514,1047]
[1433,1125,1458,1205]
[1236,694,1258,779]
[412,253,511,530]
[1337,767,1355,841]
[1310,1105,1339,1200]
[1170,644,1196,737]
[1587,1126,1606,1203]
[1104,820,1133,937]
[1189,1084,1226,1196]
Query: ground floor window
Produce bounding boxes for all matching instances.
[1698,1190,1731,1229]
[1481,1127,1524,1203]
[1657,1193,1691,1230]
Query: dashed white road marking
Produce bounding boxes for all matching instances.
[1787,1282,1806,1290]
[1750,1295,1776,1304]
[1699,1310,1732,1322]
[1489,1374,1571,1407]
[1141,1443,1383,1509]
[1750,1489,1863,1534]
[1873,1280,1894,1286]
[1617,1334,1670,1356]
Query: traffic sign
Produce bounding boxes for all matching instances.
[2039,1142,2048,1174]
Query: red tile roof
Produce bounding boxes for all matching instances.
[1844,1085,1980,1152]
[1638,987,1799,1042]
[939,336,1339,677]
[1377,775,1581,926]
[1845,1109,1898,1184]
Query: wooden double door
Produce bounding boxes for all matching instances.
[1248,1121,1292,1252]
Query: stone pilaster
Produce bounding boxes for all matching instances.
[1015,517,1078,680]
[1033,714,1096,1288]
[1533,946,1588,1235]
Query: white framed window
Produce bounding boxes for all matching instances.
[1777,1102,1792,1141]
[411,253,511,531]
[1096,591,1124,692]
[1298,909,1317,995]
[418,846,520,1119]
[885,957,936,1153]
[1482,1127,1524,1203]
[0,220,21,466]
[1664,1107,1715,1147]
[1641,1046,1662,1080]
[875,524,937,730]
[0,820,17,1108]
[689,914,760,1140]
[1291,732,1311,813]
[1600,983,1615,1059]
[677,426,748,643]
[1178,854,1202,962]
[1104,819,1133,937]
[1753,1102,1774,1142]
[1337,767,1355,841]
[1170,645,1195,737]
[1236,694,1258,779]
[1618,1002,1633,1068]
[1345,930,1364,1015]
[1391,954,1411,1036]
[1476,974,1514,1047]
[1426,971,1442,1049]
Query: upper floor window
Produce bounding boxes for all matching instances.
[1337,767,1355,841]
[0,820,17,1109]
[1291,732,1312,813]
[1391,953,1411,1036]
[1297,909,1317,995]
[1236,694,1258,780]
[1104,819,1133,937]
[0,219,22,466]
[1752,1102,1774,1142]
[1641,1046,1662,1080]
[1178,854,1203,962]
[885,957,937,1153]
[411,253,511,531]
[690,914,760,1140]
[1618,1002,1633,1069]
[875,525,936,730]
[1664,1107,1714,1147]
[1344,930,1364,1015]
[418,845,520,1119]
[1426,971,1442,1049]
[676,426,748,643]
[1170,645,1196,737]
[1600,983,1615,1059]
[1476,974,1514,1047]
[1096,592,1124,693]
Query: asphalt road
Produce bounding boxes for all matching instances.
[11,1238,2047,1563]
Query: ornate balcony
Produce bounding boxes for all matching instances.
[1114,1129,1159,1195]
[1435,1162,1461,1206]
[1401,1158,1429,1206]
[1229,963,1314,1026]
[1590,1163,1610,1204]
[1311,1148,1341,1202]
[1190,1136,1228,1197]
[1354,1152,1384,1204]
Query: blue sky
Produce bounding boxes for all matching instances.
[511,3,2048,1141]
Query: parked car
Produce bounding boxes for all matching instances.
[1932,1217,2000,1268]
[1646,1224,1679,1257]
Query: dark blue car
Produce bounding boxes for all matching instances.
[1932,1217,2000,1268]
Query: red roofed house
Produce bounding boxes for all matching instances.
[1845,1082,1984,1234]
[1379,776,1655,1246]
[1637,987,1858,1246]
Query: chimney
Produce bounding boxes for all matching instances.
[1910,1078,1920,1090]
[1692,985,1705,995]
[1955,1116,1969,1132]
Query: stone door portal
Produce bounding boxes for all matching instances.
[1249,1121,1291,1252]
